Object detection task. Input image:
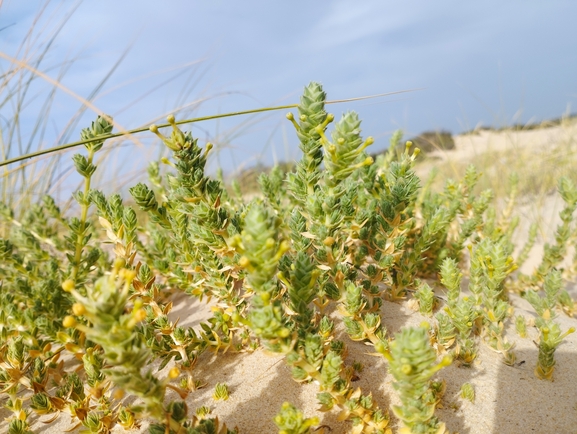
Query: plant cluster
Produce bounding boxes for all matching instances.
[1,82,577,434]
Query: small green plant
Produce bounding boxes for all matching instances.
[62,262,169,427]
[459,383,475,403]
[274,402,320,434]
[524,270,576,380]
[515,315,527,338]
[382,326,452,434]
[213,383,230,401]
[474,238,517,365]
[412,280,436,316]
[439,258,478,365]
[196,405,212,418]
[533,178,577,282]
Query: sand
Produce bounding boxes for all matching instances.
[12,122,577,434]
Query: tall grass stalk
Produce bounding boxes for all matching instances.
[0,1,222,212]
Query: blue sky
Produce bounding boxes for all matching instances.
[2,1,577,181]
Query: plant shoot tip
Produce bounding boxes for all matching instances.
[63,316,76,328]
[62,279,75,292]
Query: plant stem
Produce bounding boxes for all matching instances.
[70,148,94,282]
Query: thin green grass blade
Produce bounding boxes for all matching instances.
[0,88,421,168]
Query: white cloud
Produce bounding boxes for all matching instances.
[2,1,576,174]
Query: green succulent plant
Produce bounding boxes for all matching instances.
[382,326,451,434]
[2,82,577,434]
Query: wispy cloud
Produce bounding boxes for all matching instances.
[1,1,576,173]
